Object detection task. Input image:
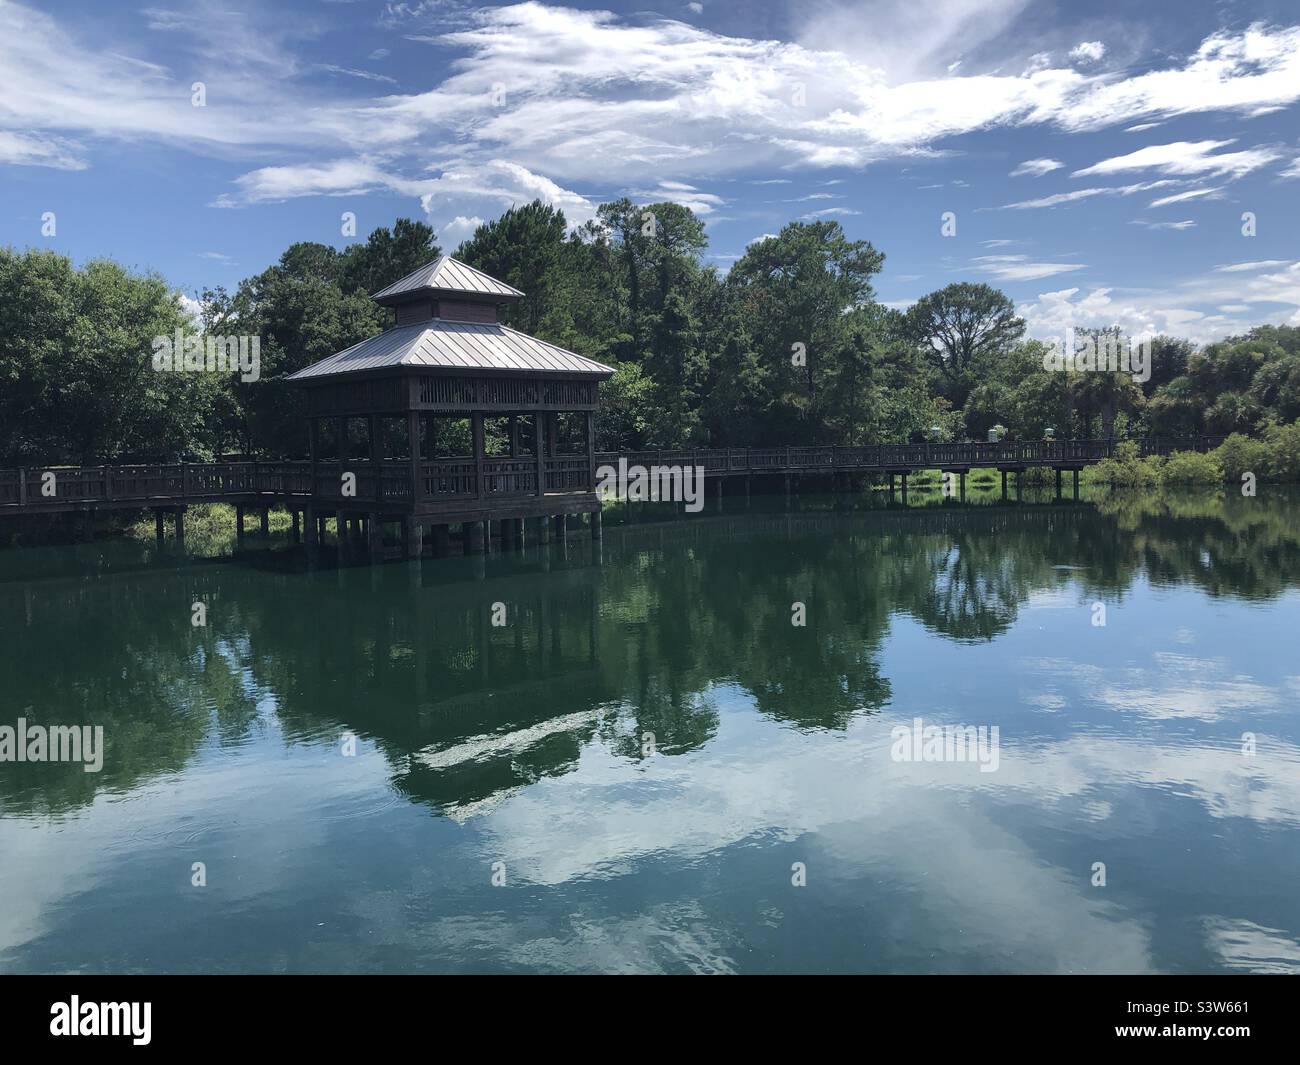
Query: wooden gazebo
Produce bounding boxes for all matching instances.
[286,256,614,557]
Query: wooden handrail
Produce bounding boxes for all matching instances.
[0,437,1227,510]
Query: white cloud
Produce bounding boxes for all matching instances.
[0,130,85,170]
[800,207,861,218]
[1280,158,1300,179]
[1019,260,1300,343]
[417,159,598,227]
[1069,41,1106,64]
[177,293,205,323]
[1074,139,1280,179]
[223,158,402,204]
[1132,219,1197,230]
[973,254,1086,281]
[319,64,397,85]
[1214,260,1293,272]
[439,215,485,243]
[1149,186,1221,207]
[1010,157,1064,177]
[4,2,1300,212]
[996,179,1177,210]
[633,181,725,215]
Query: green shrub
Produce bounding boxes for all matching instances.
[1263,421,1300,481]
[1213,433,1269,483]
[1087,440,1164,487]
[1161,449,1224,485]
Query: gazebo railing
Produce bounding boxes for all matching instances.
[482,457,538,496]
[421,459,477,498]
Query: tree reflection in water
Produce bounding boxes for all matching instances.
[3,489,1299,819]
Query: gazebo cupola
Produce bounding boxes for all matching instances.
[373,256,523,327]
[286,256,615,554]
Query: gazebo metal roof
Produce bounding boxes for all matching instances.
[285,320,615,381]
[372,256,524,304]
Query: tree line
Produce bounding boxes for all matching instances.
[3,201,1299,465]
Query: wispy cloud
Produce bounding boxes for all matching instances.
[1074,140,1280,179]
[974,254,1086,281]
[1214,260,1293,273]
[1010,158,1064,178]
[632,181,725,215]
[0,130,85,170]
[995,180,1177,210]
[801,207,861,219]
[1149,186,1222,207]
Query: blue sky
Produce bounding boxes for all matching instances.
[2,0,1298,342]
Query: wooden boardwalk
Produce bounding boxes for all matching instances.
[0,436,1221,516]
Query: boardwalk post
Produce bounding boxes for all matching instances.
[235,505,245,548]
[538,513,551,544]
[17,467,25,507]
[1055,467,1063,499]
[591,508,602,540]
[400,514,421,559]
[432,523,450,557]
[291,508,300,544]
[1001,470,1008,500]
[260,507,270,538]
[155,509,164,542]
[1073,468,1080,500]
[368,510,383,560]
[465,520,484,554]
[553,514,566,542]
[175,507,185,546]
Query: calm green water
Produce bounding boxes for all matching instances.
[2,491,1300,974]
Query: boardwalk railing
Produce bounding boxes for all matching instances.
[595,436,1222,476]
[0,437,1224,511]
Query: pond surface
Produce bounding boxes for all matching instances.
[2,491,1299,973]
